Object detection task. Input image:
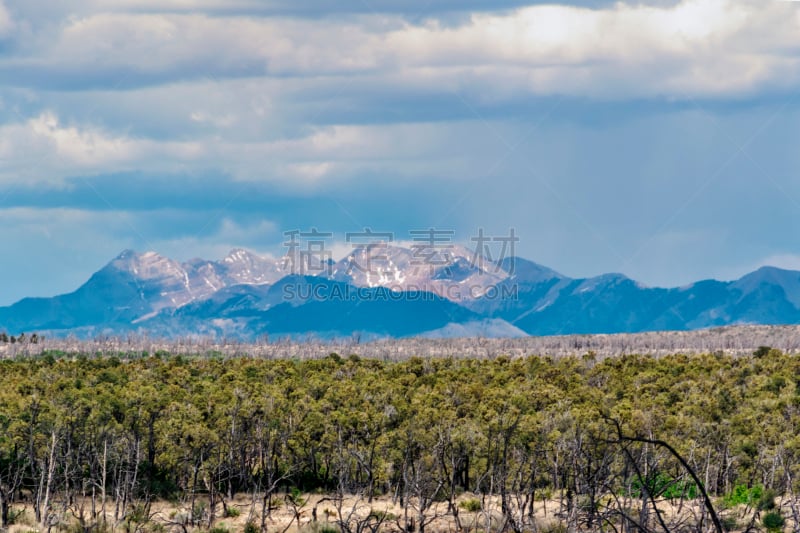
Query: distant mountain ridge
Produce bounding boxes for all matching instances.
[1,247,800,340]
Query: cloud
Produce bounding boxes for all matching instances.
[754,254,800,273]
[1,0,799,299]
[6,0,623,22]
[0,205,282,304]
[2,0,798,99]
[0,112,202,185]
[0,111,512,188]
[0,1,13,38]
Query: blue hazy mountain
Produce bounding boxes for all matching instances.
[2,249,800,339]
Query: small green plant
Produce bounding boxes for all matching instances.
[224,506,241,518]
[126,504,149,525]
[243,521,259,533]
[720,515,739,532]
[287,487,306,506]
[300,523,339,533]
[762,510,785,533]
[368,509,398,521]
[758,489,778,511]
[537,488,554,501]
[209,523,229,533]
[459,498,482,512]
[192,501,208,522]
[539,521,567,533]
[722,484,763,508]
[629,473,697,500]
[7,507,27,525]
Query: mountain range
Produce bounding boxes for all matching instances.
[2,246,800,340]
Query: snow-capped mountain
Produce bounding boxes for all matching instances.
[111,248,287,318]
[328,243,508,300]
[215,248,287,286]
[3,248,800,340]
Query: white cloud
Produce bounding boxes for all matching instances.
[3,0,800,298]
[7,0,798,99]
[387,0,800,98]
[0,111,506,187]
[0,0,13,38]
[0,112,198,184]
[755,254,800,272]
[92,0,261,9]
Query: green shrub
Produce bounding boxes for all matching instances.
[224,506,241,518]
[368,510,398,521]
[192,501,207,522]
[209,524,229,533]
[629,473,697,500]
[126,504,149,524]
[7,507,27,525]
[459,498,482,512]
[762,511,785,533]
[754,346,772,358]
[758,489,778,511]
[536,488,554,501]
[300,523,339,533]
[720,515,739,532]
[243,521,259,533]
[287,487,306,506]
[539,521,567,533]
[722,484,763,508]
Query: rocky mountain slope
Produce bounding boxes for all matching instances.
[2,247,800,340]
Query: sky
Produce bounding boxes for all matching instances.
[1,0,800,305]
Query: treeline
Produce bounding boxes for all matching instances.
[6,325,800,360]
[0,350,798,532]
[0,331,41,344]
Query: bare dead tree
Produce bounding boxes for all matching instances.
[602,416,723,533]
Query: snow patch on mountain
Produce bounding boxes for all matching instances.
[419,319,527,339]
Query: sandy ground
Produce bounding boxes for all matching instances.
[3,492,566,533]
[1,491,762,533]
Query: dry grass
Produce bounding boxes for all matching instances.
[0,492,765,533]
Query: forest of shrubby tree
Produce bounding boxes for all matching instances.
[0,350,799,531]
[0,331,40,344]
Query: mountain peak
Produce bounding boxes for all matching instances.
[113,249,167,262]
[222,248,261,264]
[115,249,140,260]
[110,249,168,268]
[325,242,510,301]
[107,249,184,281]
[7,247,800,340]
[217,248,283,285]
[752,265,796,276]
[501,256,565,283]
[734,265,800,308]
[736,265,800,285]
